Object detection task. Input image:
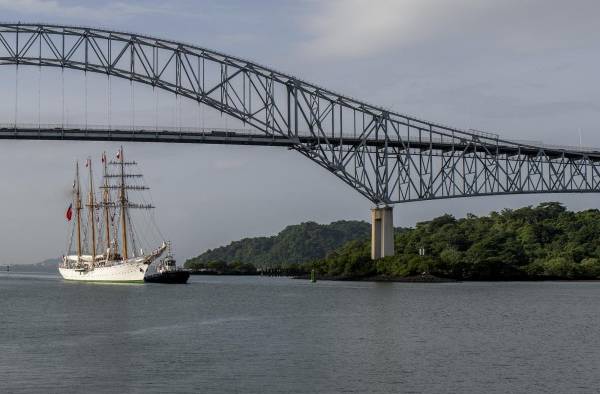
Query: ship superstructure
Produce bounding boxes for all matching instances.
[59,148,166,282]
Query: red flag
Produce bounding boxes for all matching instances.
[65,204,73,221]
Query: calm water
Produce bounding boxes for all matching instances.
[1,273,599,393]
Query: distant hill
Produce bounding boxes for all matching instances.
[185,220,371,268]
[7,258,60,273]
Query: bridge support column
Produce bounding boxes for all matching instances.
[371,206,394,259]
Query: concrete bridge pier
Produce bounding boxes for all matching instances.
[371,206,395,259]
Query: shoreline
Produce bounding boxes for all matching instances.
[293,273,457,283]
[4,271,600,283]
[292,273,600,283]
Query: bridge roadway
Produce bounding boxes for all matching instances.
[2,125,599,161]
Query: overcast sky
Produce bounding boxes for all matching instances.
[1,0,600,264]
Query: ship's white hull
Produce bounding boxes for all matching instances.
[59,259,150,283]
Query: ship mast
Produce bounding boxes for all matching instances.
[75,161,82,260]
[103,149,153,260]
[119,147,129,260]
[87,158,97,261]
[102,152,111,257]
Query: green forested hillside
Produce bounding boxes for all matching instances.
[312,202,600,280]
[184,220,370,269]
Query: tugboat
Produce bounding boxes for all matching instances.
[144,245,190,284]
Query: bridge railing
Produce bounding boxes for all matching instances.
[0,123,489,145]
[511,139,600,153]
[0,123,260,135]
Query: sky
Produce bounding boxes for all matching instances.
[1,0,600,264]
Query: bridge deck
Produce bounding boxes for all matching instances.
[1,126,599,161]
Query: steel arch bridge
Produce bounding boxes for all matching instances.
[0,22,599,257]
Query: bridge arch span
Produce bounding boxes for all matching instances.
[2,23,600,258]
[0,23,599,209]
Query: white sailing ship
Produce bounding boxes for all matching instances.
[59,148,166,283]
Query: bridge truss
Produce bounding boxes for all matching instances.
[0,22,599,206]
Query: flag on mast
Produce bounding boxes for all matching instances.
[65,203,73,221]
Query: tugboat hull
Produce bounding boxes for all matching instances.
[144,270,190,284]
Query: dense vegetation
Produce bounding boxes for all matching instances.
[184,203,600,280]
[311,202,600,280]
[184,220,370,270]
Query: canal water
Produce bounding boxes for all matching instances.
[1,273,599,393]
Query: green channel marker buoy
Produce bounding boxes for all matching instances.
[311,269,316,283]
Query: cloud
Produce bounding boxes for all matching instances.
[213,158,245,170]
[300,0,479,58]
[300,0,600,59]
[0,0,185,21]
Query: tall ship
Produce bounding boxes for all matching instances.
[59,148,166,282]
